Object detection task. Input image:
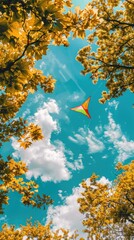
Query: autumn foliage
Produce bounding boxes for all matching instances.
[0,221,79,240]
[0,0,70,214]
[0,0,101,214]
[0,0,134,238]
[76,0,134,103]
[78,160,134,239]
[0,0,93,213]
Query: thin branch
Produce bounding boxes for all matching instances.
[104,18,134,27]
[125,0,134,6]
[127,217,134,224]
[0,29,47,74]
[126,191,134,206]
[107,64,134,69]
[117,38,134,54]
[0,44,29,74]
[89,56,134,69]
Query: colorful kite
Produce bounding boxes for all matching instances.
[71,97,91,118]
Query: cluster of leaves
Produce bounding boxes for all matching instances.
[0,155,53,214]
[76,0,134,103]
[0,0,98,123]
[0,221,79,240]
[0,118,43,148]
[0,0,134,237]
[1,159,133,239]
[78,160,134,239]
[0,0,97,216]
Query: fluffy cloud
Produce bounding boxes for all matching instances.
[68,128,105,154]
[46,186,86,238]
[98,176,112,186]
[67,154,84,171]
[12,99,82,182]
[46,176,111,238]
[86,130,105,153]
[69,113,133,162]
[104,112,134,162]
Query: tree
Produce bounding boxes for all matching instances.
[76,0,134,103]
[77,160,134,239]
[0,0,66,214]
[0,155,53,214]
[0,0,96,213]
[0,221,79,240]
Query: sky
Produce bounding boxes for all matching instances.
[1,0,134,238]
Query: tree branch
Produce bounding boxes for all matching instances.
[125,0,134,6]
[126,190,134,207]
[104,18,134,27]
[89,57,134,70]
[0,29,47,74]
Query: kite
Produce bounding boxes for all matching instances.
[71,97,91,118]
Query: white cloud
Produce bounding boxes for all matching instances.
[86,130,105,153]
[113,136,134,162]
[68,136,79,143]
[68,113,133,162]
[68,128,105,154]
[98,176,112,186]
[108,100,119,110]
[12,99,82,183]
[104,113,122,141]
[75,133,85,144]
[46,176,111,238]
[67,154,84,171]
[58,190,65,200]
[22,109,30,118]
[43,99,60,114]
[46,186,87,238]
[95,125,103,134]
[104,112,134,162]
[102,155,108,159]
[32,93,45,104]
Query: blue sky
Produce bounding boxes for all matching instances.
[1,0,134,237]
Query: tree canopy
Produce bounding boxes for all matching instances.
[1,161,133,239]
[78,160,134,239]
[76,0,134,103]
[0,0,96,215]
[0,0,133,238]
[0,0,96,144]
[0,221,79,240]
[0,0,98,124]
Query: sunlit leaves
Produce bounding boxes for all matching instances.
[0,0,96,216]
[18,123,44,149]
[76,0,134,103]
[0,221,79,240]
[78,160,134,239]
[0,156,53,213]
